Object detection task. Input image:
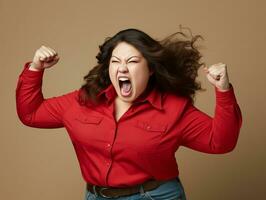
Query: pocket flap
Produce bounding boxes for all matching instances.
[75,115,103,124]
[136,120,167,132]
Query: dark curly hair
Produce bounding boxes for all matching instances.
[78,27,204,106]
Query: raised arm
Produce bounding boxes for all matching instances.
[180,63,242,154]
[180,86,242,154]
[16,46,78,128]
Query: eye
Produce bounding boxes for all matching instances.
[129,60,138,63]
[111,60,119,63]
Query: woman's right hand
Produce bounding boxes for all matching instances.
[29,45,60,71]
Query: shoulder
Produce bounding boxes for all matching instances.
[50,89,80,106]
[162,92,191,113]
[61,89,80,100]
[163,92,190,105]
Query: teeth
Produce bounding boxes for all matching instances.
[118,77,129,81]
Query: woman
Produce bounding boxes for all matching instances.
[16,28,242,200]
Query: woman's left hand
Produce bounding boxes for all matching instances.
[204,62,230,91]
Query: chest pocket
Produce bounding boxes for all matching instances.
[132,120,168,151]
[74,115,103,124]
[72,115,104,145]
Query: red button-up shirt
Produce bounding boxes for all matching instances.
[16,62,242,187]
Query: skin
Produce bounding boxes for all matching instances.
[108,42,154,105]
[203,63,230,91]
[29,45,59,71]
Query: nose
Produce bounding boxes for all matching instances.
[118,63,128,73]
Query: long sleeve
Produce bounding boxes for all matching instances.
[16,62,78,128]
[180,85,242,154]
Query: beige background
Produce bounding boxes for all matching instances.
[1,0,265,199]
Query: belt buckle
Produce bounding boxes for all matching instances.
[93,185,119,199]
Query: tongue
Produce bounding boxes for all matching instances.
[121,81,132,96]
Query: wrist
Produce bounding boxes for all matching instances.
[29,62,43,71]
[216,83,231,92]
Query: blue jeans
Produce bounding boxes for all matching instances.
[84,177,186,200]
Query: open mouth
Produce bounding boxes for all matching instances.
[118,79,132,97]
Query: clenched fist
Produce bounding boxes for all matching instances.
[204,63,230,91]
[29,45,60,71]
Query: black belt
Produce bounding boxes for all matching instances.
[86,179,167,198]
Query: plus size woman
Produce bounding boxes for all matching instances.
[16,28,242,200]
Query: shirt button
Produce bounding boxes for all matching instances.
[147,126,151,130]
[107,143,111,148]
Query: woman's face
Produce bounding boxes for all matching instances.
[109,42,153,103]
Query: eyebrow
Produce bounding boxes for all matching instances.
[111,55,140,61]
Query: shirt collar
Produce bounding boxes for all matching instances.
[97,84,163,110]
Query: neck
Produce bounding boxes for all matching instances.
[114,96,132,122]
[114,97,132,107]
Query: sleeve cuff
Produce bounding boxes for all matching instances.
[18,62,45,85]
[23,61,44,76]
[215,84,238,106]
[20,61,44,78]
